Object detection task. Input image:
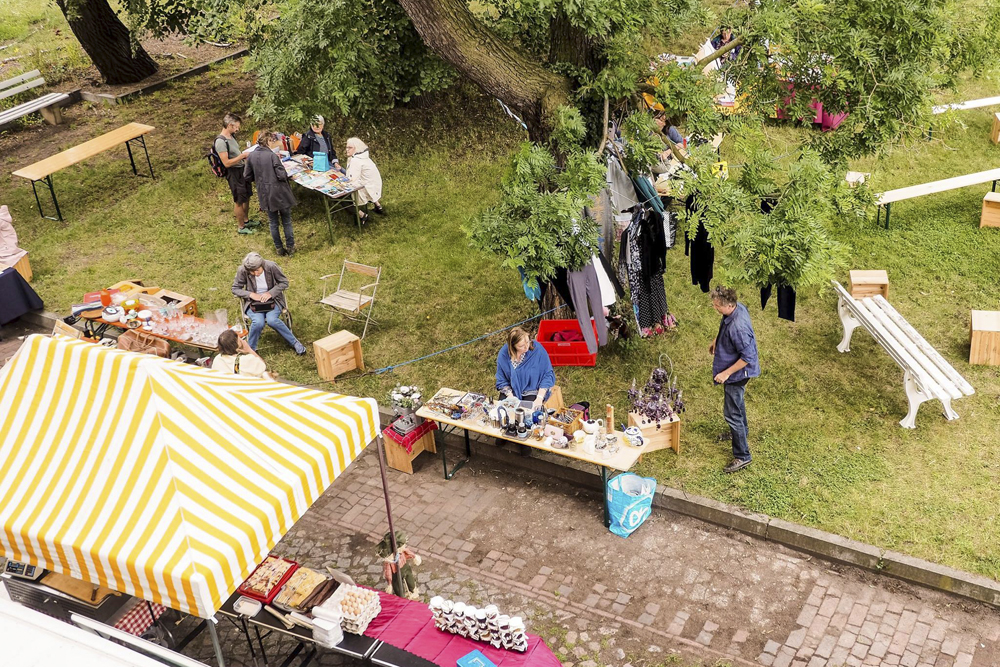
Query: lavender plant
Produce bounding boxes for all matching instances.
[628,366,685,429]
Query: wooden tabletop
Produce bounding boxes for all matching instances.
[416,388,650,472]
[12,122,155,182]
[878,167,1000,205]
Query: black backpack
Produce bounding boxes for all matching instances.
[207,134,228,178]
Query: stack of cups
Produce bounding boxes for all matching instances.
[510,616,528,652]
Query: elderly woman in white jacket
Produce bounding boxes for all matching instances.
[345,137,383,223]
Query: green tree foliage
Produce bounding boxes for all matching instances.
[244,0,455,123]
[466,143,604,284]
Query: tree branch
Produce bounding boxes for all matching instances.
[597,95,609,154]
[695,36,744,69]
[395,0,572,140]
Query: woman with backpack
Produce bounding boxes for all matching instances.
[244,130,298,255]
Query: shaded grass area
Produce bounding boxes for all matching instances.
[3,56,1000,581]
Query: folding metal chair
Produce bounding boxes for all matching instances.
[319,260,380,339]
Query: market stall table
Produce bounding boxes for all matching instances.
[416,388,654,527]
[11,122,155,221]
[216,591,381,667]
[79,310,244,352]
[0,266,43,326]
[365,591,561,667]
[280,155,361,242]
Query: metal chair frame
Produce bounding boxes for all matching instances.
[319,260,380,339]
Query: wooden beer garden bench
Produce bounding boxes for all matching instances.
[875,167,1000,229]
[831,281,974,428]
[11,122,156,221]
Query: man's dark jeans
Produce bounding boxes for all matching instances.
[723,379,751,462]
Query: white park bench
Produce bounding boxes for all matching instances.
[875,167,1000,228]
[0,70,69,128]
[931,96,1000,114]
[832,281,974,429]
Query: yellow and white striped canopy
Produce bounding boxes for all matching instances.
[0,334,379,618]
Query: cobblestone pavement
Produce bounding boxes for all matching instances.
[184,443,1000,667]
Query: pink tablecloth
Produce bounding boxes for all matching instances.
[364,591,561,666]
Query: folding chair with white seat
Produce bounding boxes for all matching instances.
[320,261,380,339]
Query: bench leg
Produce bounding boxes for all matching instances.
[900,370,929,429]
[939,396,960,421]
[39,105,63,125]
[836,297,861,353]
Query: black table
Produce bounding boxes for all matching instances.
[0,266,43,326]
[217,593,379,667]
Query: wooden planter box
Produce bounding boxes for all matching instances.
[627,412,681,456]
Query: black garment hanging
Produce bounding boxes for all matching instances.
[539,267,575,313]
[619,206,672,333]
[684,196,713,293]
[597,250,625,299]
[760,283,796,321]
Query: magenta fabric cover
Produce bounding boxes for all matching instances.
[364,591,562,666]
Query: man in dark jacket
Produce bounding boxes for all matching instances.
[294,115,342,173]
[232,252,306,354]
[245,130,298,256]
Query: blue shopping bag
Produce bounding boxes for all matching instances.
[606,472,656,538]
[313,151,329,172]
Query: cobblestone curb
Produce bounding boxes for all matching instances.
[410,409,1000,610]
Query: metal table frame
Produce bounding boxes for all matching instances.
[435,423,619,527]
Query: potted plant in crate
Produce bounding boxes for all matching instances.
[389,385,423,417]
[627,357,684,455]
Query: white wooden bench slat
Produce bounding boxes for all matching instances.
[872,295,975,396]
[832,283,932,387]
[0,77,45,102]
[831,281,972,428]
[850,297,957,403]
[858,298,962,401]
[932,96,1000,114]
[877,167,1000,205]
[0,93,69,126]
[0,69,42,92]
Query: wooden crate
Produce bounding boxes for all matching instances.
[628,412,681,456]
[152,288,197,316]
[970,310,1000,365]
[848,270,889,299]
[981,192,1000,228]
[992,113,1000,144]
[5,254,31,282]
[384,429,437,474]
[314,330,364,381]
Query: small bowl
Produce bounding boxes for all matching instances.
[137,310,153,322]
[102,307,121,322]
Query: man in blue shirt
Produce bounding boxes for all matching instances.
[709,286,760,473]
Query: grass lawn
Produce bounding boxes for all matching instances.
[2,40,1000,582]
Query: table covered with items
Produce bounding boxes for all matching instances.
[219,552,561,667]
[281,153,360,240]
[416,387,654,527]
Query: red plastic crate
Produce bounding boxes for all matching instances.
[536,318,598,367]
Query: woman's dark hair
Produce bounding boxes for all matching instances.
[218,329,239,355]
[257,130,277,148]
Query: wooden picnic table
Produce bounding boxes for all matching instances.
[12,122,155,221]
[416,387,653,527]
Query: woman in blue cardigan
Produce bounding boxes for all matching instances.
[496,327,556,409]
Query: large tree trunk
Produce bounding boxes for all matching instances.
[548,13,599,71]
[56,0,158,85]
[395,0,571,141]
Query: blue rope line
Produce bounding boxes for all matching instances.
[370,304,568,376]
